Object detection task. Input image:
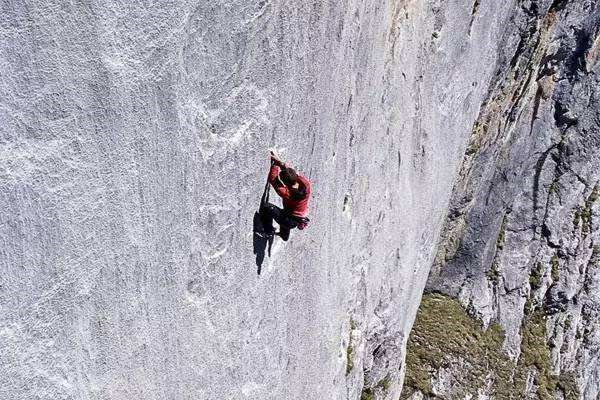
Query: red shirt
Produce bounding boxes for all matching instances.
[268,164,311,218]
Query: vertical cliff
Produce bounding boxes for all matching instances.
[403,0,600,399]
[1,1,597,400]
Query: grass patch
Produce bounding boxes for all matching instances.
[401,294,580,399]
[549,181,558,195]
[377,375,391,392]
[361,376,392,400]
[487,260,500,284]
[401,294,507,399]
[530,262,544,290]
[591,246,600,268]
[360,388,374,400]
[551,255,560,283]
[497,214,507,250]
[465,121,489,156]
[346,319,356,376]
[573,209,581,229]
[346,343,354,375]
[524,296,534,316]
[582,185,598,235]
[564,315,572,331]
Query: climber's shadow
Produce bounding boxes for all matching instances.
[253,210,273,275]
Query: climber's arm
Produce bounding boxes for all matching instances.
[268,157,291,199]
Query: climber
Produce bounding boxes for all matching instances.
[261,151,311,241]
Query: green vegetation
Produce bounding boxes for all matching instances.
[524,296,534,316]
[591,245,600,268]
[378,375,391,392]
[401,294,580,400]
[564,315,572,331]
[557,373,580,400]
[551,255,560,283]
[465,120,490,157]
[530,262,544,290]
[361,375,391,400]
[346,319,356,376]
[487,260,500,284]
[517,312,555,398]
[402,294,507,399]
[360,388,374,400]
[346,343,354,376]
[487,214,508,284]
[549,181,558,195]
[573,209,581,229]
[466,143,479,156]
[582,185,598,235]
[573,185,597,234]
[497,214,507,250]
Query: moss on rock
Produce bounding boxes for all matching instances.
[361,375,392,400]
[591,245,600,268]
[402,294,580,399]
[360,387,374,400]
[530,262,544,290]
[380,376,391,391]
[497,214,507,250]
[401,294,507,399]
[573,209,581,229]
[550,255,560,283]
[346,342,354,376]
[582,185,598,235]
[487,260,501,284]
[346,319,356,376]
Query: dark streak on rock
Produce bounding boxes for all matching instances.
[532,145,557,232]
[468,0,480,36]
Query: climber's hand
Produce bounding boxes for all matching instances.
[270,151,283,167]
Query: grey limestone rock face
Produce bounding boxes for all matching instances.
[1,1,596,400]
[0,1,516,399]
[413,0,600,399]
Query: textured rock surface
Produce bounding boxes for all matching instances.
[404,0,600,399]
[0,1,511,399]
[1,1,596,400]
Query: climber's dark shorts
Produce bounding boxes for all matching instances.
[261,203,300,241]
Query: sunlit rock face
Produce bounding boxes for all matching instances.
[1,1,595,400]
[406,1,600,399]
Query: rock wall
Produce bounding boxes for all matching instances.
[403,0,600,399]
[1,1,596,400]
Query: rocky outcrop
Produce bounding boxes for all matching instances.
[403,0,600,399]
[0,1,524,399]
[1,1,597,400]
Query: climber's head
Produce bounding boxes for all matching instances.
[280,167,298,187]
[280,167,307,200]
